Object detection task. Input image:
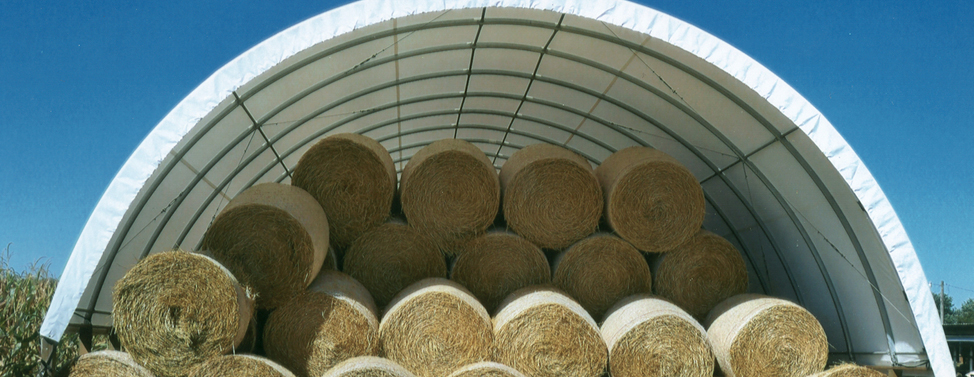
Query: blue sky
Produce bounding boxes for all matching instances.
[1,1,972,303]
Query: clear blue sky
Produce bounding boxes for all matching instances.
[2,1,972,302]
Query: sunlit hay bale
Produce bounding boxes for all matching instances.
[342,221,447,310]
[600,295,713,377]
[65,350,155,377]
[379,278,493,377]
[552,234,652,321]
[400,139,500,256]
[704,294,828,377]
[450,231,551,314]
[807,364,885,377]
[292,133,397,251]
[447,362,526,377]
[653,229,748,320]
[492,287,607,377]
[321,356,417,377]
[263,270,380,377]
[498,144,602,249]
[112,250,254,377]
[200,182,328,309]
[594,146,705,253]
[187,354,295,377]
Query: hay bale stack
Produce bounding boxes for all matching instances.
[263,270,380,377]
[705,294,828,377]
[450,231,551,314]
[653,229,748,320]
[552,234,652,321]
[200,183,328,309]
[600,295,713,377]
[492,287,607,377]
[499,144,602,249]
[112,250,254,377]
[292,133,397,250]
[447,362,526,377]
[379,278,493,377]
[321,356,416,377]
[343,221,447,309]
[400,139,500,256]
[807,364,885,377]
[594,146,705,253]
[65,350,154,377]
[187,355,295,377]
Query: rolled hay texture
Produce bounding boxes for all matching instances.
[492,287,607,377]
[379,278,493,377]
[552,234,652,321]
[600,295,713,377]
[653,229,748,320]
[263,270,380,377]
[447,362,527,377]
[450,231,551,314]
[65,350,155,377]
[343,221,447,309]
[594,146,705,253]
[498,144,602,249]
[321,356,416,377]
[400,139,500,256]
[807,364,885,377]
[704,294,828,377]
[200,182,328,310]
[187,354,296,377]
[292,133,397,250]
[112,250,254,377]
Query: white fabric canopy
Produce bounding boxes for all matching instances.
[40,1,951,375]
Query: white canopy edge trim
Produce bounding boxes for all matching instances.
[39,1,951,375]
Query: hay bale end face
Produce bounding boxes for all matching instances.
[499,144,602,249]
[447,362,527,377]
[595,146,705,253]
[187,355,296,377]
[65,350,154,377]
[653,229,748,320]
[450,231,551,314]
[321,356,417,377]
[553,234,652,321]
[807,364,886,377]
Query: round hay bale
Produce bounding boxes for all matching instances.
[322,356,416,377]
[200,182,328,309]
[808,364,885,377]
[653,229,748,320]
[499,144,602,249]
[65,350,154,377]
[292,133,397,250]
[704,294,828,377]
[112,250,254,377]
[263,270,380,377]
[594,146,705,253]
[450,231,551,314]
[492,287,607,377]
[447,362,526,377]
[187,354,295,377]
[600,295,713,377]
[343,221,447,310]
[379,278,493,377]
[400,139,500,256]
[552,234,652,321]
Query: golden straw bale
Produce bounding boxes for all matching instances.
[492,287,607,377]
[451,231,551,314]
[653,229,748,320]
[321,356,416,377]
[112,250,254,377]
[447,362,526,377]
[187,354,295,377]
[65,350,154,377]
[705,294,828,377]
[379,278,493,377]
[594,146,705,253]
[499,144,602,249]
[292,133,396,250]
[400,139,500,256]
[552,234,652,321]
[263,270,380,377]
[807,364,885,377]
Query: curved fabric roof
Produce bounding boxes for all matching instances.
[41,1,950,375]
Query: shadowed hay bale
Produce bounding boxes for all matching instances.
[263,270,380,377]
[653,229,748,320]
[807,364,885,377]
[112,250,254,377]
[451,231,551,314]
[600,295,713,377]
[704,294,828,377]
[594,146,705,253]
[322,356,416,377]
[187,354,295,377]
[447,362,527,377]
[65,350,155,377]
[552,234,652,321]
[292,133,397,250]
[343,221,447,309]
[499,144,602,249]
[380,278,493,377]
[200,183,328,309]
[492,287,607,377]
[400,139,500,256]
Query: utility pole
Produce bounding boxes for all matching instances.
[940,280,945,322]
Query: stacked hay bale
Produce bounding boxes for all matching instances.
[808,364,885,377]
[553,234,652,321]
[450,231,551,314]
[447,362,526,377]
[187,355,295,377]
[321,356,416,377]
[64,350,155,377]
[653,229,749,320]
